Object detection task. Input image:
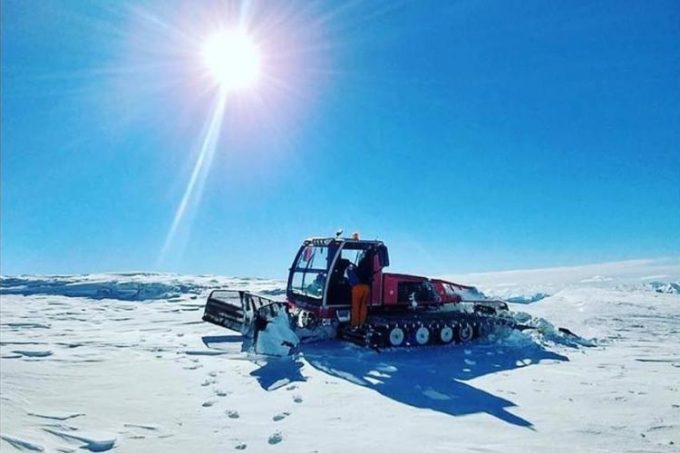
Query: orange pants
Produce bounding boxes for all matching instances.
[351,284,370,327]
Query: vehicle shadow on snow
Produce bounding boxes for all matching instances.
[249,358,308,390]
[299,334,568,428]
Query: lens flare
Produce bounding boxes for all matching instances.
[159,88,228,264]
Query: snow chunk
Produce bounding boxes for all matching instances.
[253,311,300,357]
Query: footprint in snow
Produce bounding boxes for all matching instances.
[285,384,297,391]
[292,395,303,403]
[214,389,230,397]
[272,412,290,422]
[235,442,247,450]
[268,432,283,445]
[226,410,240,419]
[202,400,216,408]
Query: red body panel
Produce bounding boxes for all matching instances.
[382,273,428,305]
[287,275,464,321]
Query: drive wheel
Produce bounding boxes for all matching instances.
[414,326,430,345]
[388,325,405,347]
[476,320,492,338]
[439,325,454,344]
[457,322,474,343]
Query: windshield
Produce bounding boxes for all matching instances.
[288,245,336,303]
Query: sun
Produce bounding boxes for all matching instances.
[201,29,261,91]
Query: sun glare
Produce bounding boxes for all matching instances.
[201,30,261,91]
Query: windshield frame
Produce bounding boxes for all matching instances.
[287,241,341,306]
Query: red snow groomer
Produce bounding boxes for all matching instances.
[203,234,516,349]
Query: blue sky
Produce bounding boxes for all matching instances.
[2,0,679,278]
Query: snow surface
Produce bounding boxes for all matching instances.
[1,261,679,452]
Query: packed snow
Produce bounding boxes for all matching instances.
[1,258,679,452]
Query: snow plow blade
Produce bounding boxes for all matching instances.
[202,290,286,336]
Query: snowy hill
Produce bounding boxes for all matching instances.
[1,260,679,452]
[444,257,680,302]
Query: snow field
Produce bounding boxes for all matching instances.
[1,264,679,452]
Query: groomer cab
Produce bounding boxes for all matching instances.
[286,236,389,316]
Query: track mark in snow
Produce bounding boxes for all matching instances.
[226,410,240,419]
[2,323,50,329]
[0,341,46,346]
[0,434,45,451]
[647,424,679,432]
[183,363,203,370]
[635,358,680,363]
[54,342,83,349]
[292,395,303,403]
[202,400,216,407]
[268,432,283,445]
[43,429,115,452]
[28,411,85,421]
[12,350,53,358]
[235,442,247,450]
[123,423,159,431]
[272,412,290,422]
[184,350,229,356]
[42,423,78,433]
[214,388,230,397]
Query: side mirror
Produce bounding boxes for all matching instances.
[377,245,390,268]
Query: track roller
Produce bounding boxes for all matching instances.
[439,325,454,344]
[414,325,430,345]
[388,325,406,347]
[457,321,474,343]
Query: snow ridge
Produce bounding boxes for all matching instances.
[0,273,286,302]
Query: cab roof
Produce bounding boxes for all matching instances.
[304,237,384,247]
